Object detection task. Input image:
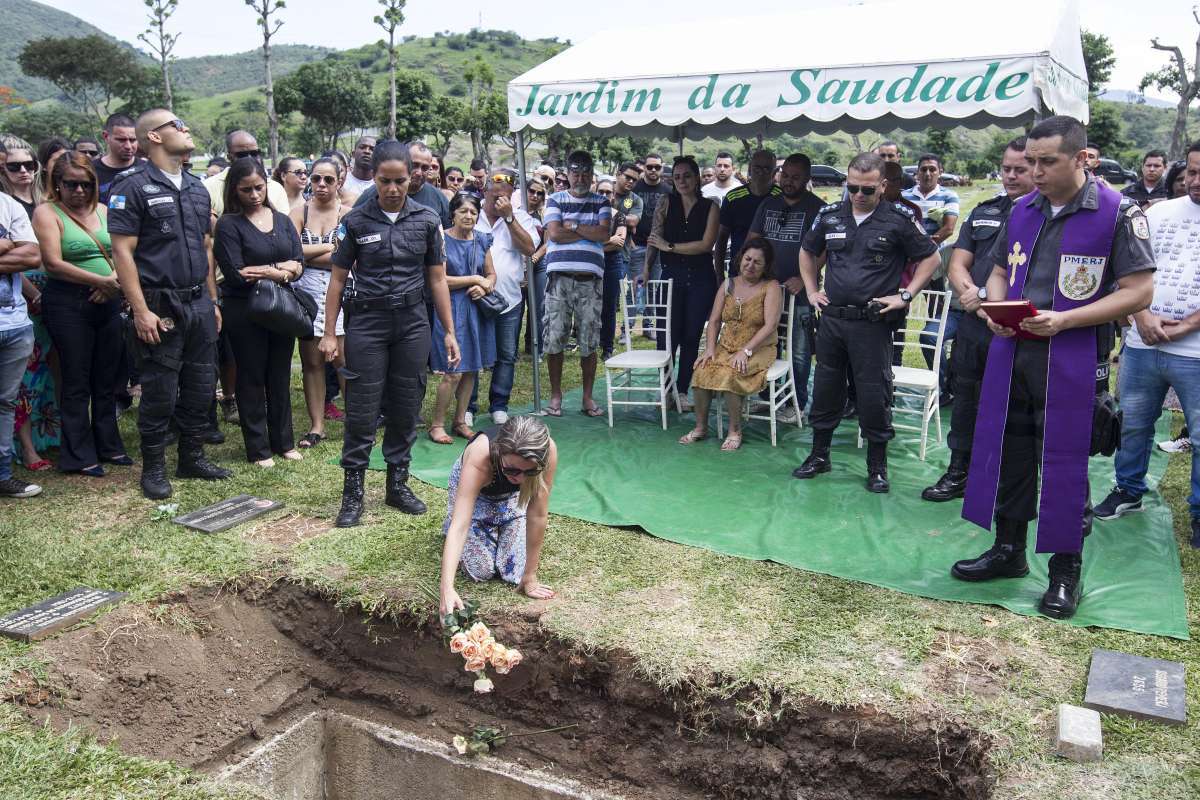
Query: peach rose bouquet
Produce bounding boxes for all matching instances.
[448,621,523,694]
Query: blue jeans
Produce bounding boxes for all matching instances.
[488,300,524,412]
[601,251,628,355]
[1114,346,1200,520]
[919,307,962,393]
[0,325,35,481]
[629,244,661,320]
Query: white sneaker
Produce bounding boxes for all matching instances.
[464,411,474,427]
[492,410,509,425]
[1157,437,1192,454]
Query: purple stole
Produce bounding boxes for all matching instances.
[962,182,1122,553]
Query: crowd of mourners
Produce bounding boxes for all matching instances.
[0,108,1196,622]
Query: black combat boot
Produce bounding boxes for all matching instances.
[865,441,889,493]
[951,518,1030,581]
[792,430,833,479]
[385,464,427,515]
[335,468,366,527]
[921,449,970,502]
[139,442,173,500]
[176,437,232,480]
[1039,553,1083,619]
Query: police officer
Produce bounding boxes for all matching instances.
[922,136,1033,502]
[109,109,231,499]
[953,116,1154,619]
[793,152,941,493]
[319,140,460,527]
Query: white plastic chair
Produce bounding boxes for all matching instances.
[858,288,952,460]
[716,290,802,446]
[604,279,680,429]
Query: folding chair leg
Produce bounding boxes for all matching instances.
[659,369,668,430]
[606,369,614,428]
[716,401,724,438]
[768,382,778,447]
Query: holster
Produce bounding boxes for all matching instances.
[1091,390,1122,457]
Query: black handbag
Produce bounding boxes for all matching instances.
[247,278,317,339]
[468,236,506,318]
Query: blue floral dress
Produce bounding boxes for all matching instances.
[443,452,526,584]
[14,269,60,462]
[431,232,496,374]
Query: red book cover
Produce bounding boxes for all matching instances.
[981,300,1046,341]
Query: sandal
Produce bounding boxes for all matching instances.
[452,422,476,439]
[25,459,51,472]
[544,402,563,417]
[678,428,708,445]
[298,432,324,449]
[580,405,604,418]
[721,432,743,451]
[428,426,453,445]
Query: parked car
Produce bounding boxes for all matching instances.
[810,164,846,186]
[938,173,963,186]
[1095,158,1136,185]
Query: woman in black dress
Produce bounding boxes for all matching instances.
[213,158,305,466]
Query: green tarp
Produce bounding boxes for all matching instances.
[396,394,1187,639]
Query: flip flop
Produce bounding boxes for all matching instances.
[298,432,324,449]
[545,404,563,417]
[580,405,604,418]
[721,432,743,451]
[678,429,708,445]
[25,459,51,472]
[428,427,453,445]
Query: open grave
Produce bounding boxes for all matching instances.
[14,582,995,799]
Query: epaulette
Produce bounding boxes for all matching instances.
[116,164,143,179]
[892,202,915,217]
[724,185,750,202]
[977,194,1006,206]
[1119,197,1139,214]
[819,202,840,214]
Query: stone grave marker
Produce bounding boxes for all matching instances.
[173,494,284,534]
[0,588,126,643]
[1083,648,1186,726]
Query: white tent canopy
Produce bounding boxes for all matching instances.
[507,0,1088,139]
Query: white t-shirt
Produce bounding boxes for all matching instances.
[0,194,37,333]
[852,211,873,226]
[476,208,541,313]
[1126,196,1200,358]
[343,173,374,196]
[383,210,400,223]
[161,169,184,191]
[702,179,742,206]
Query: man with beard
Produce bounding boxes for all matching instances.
[343,136,376,195]
[93,114,139,205]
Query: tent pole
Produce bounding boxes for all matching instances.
[677,126,684,157]
[514,129,541,412]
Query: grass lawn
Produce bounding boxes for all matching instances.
[0,183,1196,799]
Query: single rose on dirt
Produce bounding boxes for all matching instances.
[473,677,495,694]
[464,656,487,672]
[449,632,469,653]
[505,649,523,670]
[452,735,469,754]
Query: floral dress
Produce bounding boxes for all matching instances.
[14,270,60,461]
[443,432,527,584]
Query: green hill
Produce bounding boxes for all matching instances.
[0,0,122,102]
[171,45,333,97]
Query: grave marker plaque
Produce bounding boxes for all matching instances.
[0,588,126,643]
[172,494,284,534]
[1083,648,1186,726]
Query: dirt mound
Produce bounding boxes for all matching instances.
[20,583,995,800]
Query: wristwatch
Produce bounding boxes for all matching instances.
[566,221,578,231]
[503,215,514,224]
[977,286,988,300]
[742,348,753,358]
[899,289,913,303]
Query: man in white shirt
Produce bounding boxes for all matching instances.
[474,168,539,424]
[0,194,46,498]
[343,136,376,195]
[202,130,288,217]
[701,150,742,205]
[1095,142,1200,548]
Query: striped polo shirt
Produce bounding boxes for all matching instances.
[901,184,960,239]
[543,190,612,277]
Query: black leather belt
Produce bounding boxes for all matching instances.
[822,304,871,320]
[144,284,204,300]
[345,289,424,311]
[554,271,597,281]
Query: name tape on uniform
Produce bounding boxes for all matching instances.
[356,234,382,244]
[146,196,175,207]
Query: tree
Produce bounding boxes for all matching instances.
[245,0,286,165]
[138,0,180,111]
[18,35,145,119]
[1140,8,1200,160]
[1081,30,1116,96]
[275,60,373,150]
[463,55,495,162]
[1085,101,1127,157]
[0,105,95,144]
[375,70,432,141]
[373,0,406,139]
[427,94,468,158]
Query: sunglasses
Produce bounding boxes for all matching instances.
[76,149,99,157]
[153,119,187,133]
[4,161,36,173]
[488,173,515,185]
[846,184,878,195]
[643,163,663,170]
[500,463,542,478]
[287,169,308,177]
[447,175,464,184]
[310,174,337,185]
[233,149,262,160]
[60,179,94,192]
[528,189,545,198]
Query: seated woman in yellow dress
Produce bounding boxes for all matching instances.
[680,240,781,451]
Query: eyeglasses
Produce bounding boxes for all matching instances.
[554,178,569,187]
[846,184,878,196]
[489,173,515,185]
[446,175,464,184]
[60,179,94,192]
[643,164,662,171]
[528,189,545,198]
[233,149,262,160]
[310,174,337,186]
[4,161,36,173]
[500,463,542,478]
[76,149,99,158]
[153,119,187,133]
[287,169,308,178]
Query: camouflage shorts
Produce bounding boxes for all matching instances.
[543,273,603,357]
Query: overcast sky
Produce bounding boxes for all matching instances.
[39,0,1189,102]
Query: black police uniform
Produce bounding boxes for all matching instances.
[1120,180,1167,208]
[107,161,229,498]
[922,193,1013,501]
[331,194,444,525]
[951,176,1155,618]
[794,199,937,490]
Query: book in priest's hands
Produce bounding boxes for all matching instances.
[980,300,1046,340]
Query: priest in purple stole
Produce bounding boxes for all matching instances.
[953,116,1155,620]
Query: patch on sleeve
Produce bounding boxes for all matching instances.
[335,222,347,242]
[819,202,840,213]
[1131,213,1149,240]
[108,195,126,210]
[893,202,914,217]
